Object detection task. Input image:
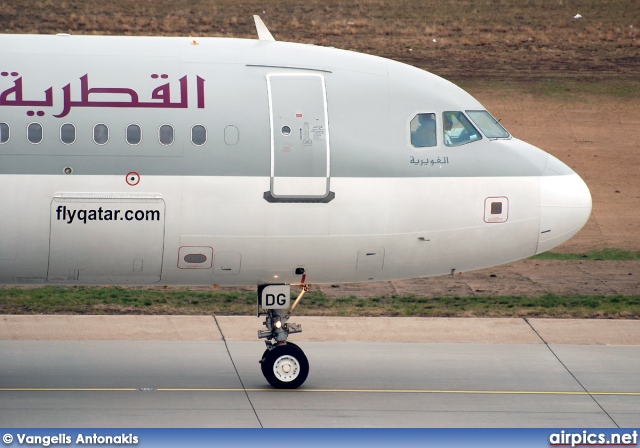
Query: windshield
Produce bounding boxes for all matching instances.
[466,110,510,139]
[443,111,481,147]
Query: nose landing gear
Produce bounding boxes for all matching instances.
[257,284,310,389]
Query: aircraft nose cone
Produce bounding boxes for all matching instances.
[537,155,592,254]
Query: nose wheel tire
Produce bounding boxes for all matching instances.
[260,344,309,389]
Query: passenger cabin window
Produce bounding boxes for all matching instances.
[0,123,9,143]
[60,123,76,144]
[191,125,207,146]
[224,125,239,146]
[93,124,109,145]
[410,113,436,147]
[127,124,142,145]
[159,125,174,145]
[27,123,43,144]
[443,111,481,147]
[466,110,510,139]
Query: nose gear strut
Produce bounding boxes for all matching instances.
[258,284,310,388]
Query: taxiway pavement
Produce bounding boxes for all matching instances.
[1,315,639,427]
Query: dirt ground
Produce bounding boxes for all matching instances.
[1,0,638,300]
[1,0,639,83]
[314,259,639,300]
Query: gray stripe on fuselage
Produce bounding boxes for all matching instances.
[0,139,550,177]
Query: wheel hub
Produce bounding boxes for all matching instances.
[273,355,300,382]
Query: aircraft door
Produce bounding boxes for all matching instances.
[266,74,332,202]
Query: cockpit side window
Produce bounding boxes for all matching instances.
[410,113,437,147]
[466,110,510,139]
[443,111,481,147]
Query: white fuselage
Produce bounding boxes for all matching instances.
[0,35,591,286]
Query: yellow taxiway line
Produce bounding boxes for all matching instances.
[0,388,139,391]
[1,388,639,396]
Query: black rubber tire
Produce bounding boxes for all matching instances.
[283,341,300,351]
[260,342,301,364]
[261,344,309,389]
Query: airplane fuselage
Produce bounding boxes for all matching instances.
[0,34,592,287]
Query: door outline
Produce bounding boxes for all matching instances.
[264,73,335,203]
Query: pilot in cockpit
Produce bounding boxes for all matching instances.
[443,115,453,146]
[411,113,436,147]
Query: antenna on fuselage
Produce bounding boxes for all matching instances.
[253,15,276,41]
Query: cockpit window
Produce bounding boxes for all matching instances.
[443,111,481,147]
[466,110,510,139]
[410,113,436,147]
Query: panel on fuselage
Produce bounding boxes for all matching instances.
[47,194,165,283]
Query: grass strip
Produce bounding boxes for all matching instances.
[1,287,638,319]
